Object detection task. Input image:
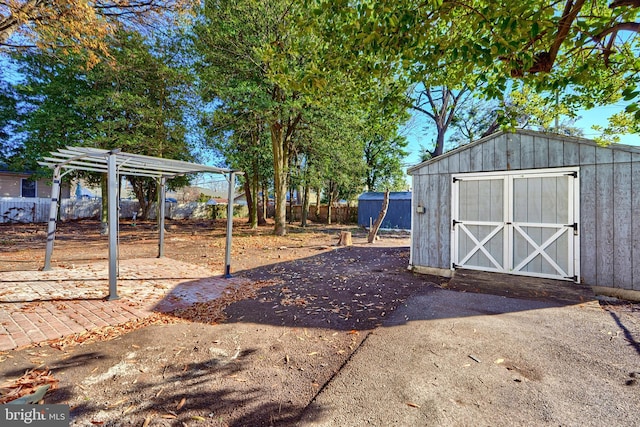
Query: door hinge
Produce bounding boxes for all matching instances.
[565,171,578,178]
[453,177,461,183]
[565,222,578,236]
[452,219,461,229]
[452,263,459,269]
[565,275,578,282]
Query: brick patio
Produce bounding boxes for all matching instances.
[0,258,248,351]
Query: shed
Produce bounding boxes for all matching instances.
[358,191,412,230]
[407,129,640,298]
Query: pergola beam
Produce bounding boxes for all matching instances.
[38,146,243,300]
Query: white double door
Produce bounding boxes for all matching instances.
[451,168,580,281]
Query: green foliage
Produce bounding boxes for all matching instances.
[502,86,580,133]
[309,0,640,125]
[197,193,211,203]
[6,27,194,217]
[0,71,18,163]
[192,0,411,233]
[593,111,640,144]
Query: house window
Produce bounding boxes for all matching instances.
[21,178,36,198]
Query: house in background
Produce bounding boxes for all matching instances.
[0,164,70,199]
[358,192,412,230]
[407,129,640,300]
[0,165,72,223]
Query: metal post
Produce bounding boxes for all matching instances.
[224,171,236,278]
[107,150,120,300]
[158,176,166,258]
[43,166,62,271]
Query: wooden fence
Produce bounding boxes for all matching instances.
[283,205,357,224]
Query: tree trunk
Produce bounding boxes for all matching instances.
[288,187,294,224]
[327,182,333,225]
[244,177,257,228]
[368,189,390,243]
[258,182,267,226]
[315,186,321,221]
[271,122,288,236]
[301,184,310,227]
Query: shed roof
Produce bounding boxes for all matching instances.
[406,129,640,174]
[358,191,412,201]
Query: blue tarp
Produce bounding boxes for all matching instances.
[357,192,411,230]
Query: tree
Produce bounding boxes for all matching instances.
[500,86,584,135]
[363,133,408,191]
[192,0,307,235]
[593,111,640,144]
[202,107,273,229]
[310,0,640,121]
[8,28,193,220]
[409,85,471,158]
[0,0,193,64]
[192,0,406,234]
[0,69,17,162]
[449,97,500,146]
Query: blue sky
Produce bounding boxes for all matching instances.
[401,104,640,167]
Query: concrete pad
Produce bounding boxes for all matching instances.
[300,289,639,426]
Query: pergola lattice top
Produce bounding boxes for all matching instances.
[38,146,235,178]
[38,146,242,300]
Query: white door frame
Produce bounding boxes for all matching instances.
[451,167,580,282]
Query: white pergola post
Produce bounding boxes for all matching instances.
[158,176,166,258]
[43,166,62,271]
[107,150,120,300]
[224,171,236,278]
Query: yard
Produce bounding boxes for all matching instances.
[0,219,638,426]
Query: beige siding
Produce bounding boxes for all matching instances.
[0,173,70,198]
[0,174,22,197]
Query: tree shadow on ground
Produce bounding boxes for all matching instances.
[45,345,325,426]
[159,245,593,332]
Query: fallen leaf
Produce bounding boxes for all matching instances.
[494,358,504,364]
[161,414,177,419]
[406,402,421,408]
[107,399,126,408]
[177,397,186,410]
[191,416,206,421]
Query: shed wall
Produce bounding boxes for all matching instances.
[358,194,412,230]
[410,131,640,291]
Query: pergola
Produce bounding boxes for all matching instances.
[38,147,243,300]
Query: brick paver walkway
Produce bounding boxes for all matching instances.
[0,258,248,351]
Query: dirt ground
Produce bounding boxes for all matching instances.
[0,219,639,426]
